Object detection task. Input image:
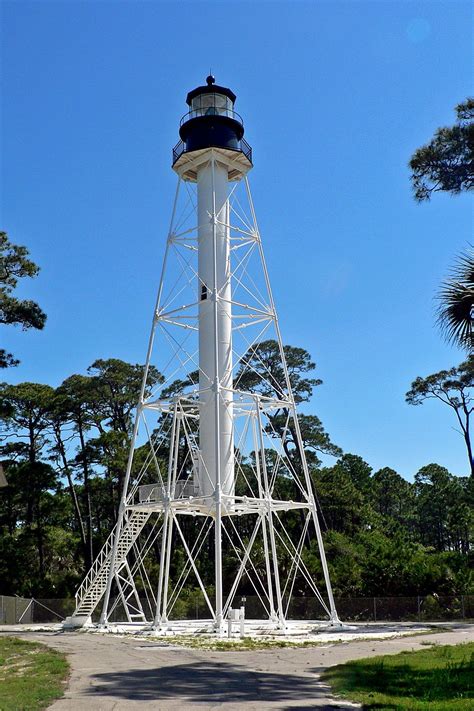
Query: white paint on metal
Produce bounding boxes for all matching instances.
[69,130,341,635]
[196,159,234,500]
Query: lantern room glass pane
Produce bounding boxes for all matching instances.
[190,93,233,117]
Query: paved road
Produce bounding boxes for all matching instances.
[10,624,474,710]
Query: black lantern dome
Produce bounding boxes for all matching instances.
[172,76,252,170]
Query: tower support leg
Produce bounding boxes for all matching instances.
[252,416,277,623]
[160,510,174,627]
[153,507,170,629]
[214,489,224,635]
[255,398,286,630]
[309,502,340,625]
[153,402,179,630]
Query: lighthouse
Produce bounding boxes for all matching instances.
[174,75,251,504]
[67,77,339,635]
[171,77,253,628]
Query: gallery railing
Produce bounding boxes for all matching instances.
[173,136,252,166]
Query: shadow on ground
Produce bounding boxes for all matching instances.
[87,660,343,706]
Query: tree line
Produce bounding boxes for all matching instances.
[1,97,473,602]
[0,351,472,600]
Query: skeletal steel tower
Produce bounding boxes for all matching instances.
[67,77,340,634]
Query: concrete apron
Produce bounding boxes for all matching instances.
[5,622,473,710]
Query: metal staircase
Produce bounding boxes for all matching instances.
[73,509,151,619]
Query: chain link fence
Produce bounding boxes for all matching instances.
[1,594,473,625]
[0,596,75,624]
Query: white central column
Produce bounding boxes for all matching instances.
[197,157,235,502]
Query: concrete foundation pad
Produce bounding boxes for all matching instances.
[63,615,93,629]
[61,618,436,645]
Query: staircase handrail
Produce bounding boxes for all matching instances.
[75,529,115,606]
[74,510,150,609]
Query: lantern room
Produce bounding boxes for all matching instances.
[172,75,252,175]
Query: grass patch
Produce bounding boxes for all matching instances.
[143,635,331,651]
[322,641,474,710]
[139,627,438,652]
[0,636,69,710]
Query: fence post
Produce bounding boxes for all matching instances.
[14,596,17,624]
[461,595,465,619]
[417,596,421,621]
[373,597,377,622]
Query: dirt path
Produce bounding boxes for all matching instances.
[9,624,474,710]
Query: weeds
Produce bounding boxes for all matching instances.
[0,636,69,711]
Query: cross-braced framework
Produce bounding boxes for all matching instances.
[71,154,340,633]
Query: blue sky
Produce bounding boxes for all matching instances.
[2,0,472,479]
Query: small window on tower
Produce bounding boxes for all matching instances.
[201,285,208,301]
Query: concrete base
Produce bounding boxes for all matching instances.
[63,614,93,629]
[68,618,378,640]
[148,618,288,638]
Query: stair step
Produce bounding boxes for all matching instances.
[74,511,151,617]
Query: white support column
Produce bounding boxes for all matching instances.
[153,403,177,628]
[153,508,169,628]
[255,397,286,629]
[197,156,234,501]
[195,153,235,633]
[161,410,181,623]
[160,515,174,624]
[252,415,276,622]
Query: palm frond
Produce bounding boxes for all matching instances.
[437,247,474,351]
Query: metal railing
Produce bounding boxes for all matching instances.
[138,480,197,502]
[74,531,114,607]
[180,107,244,126]
[172,136,252,166]
[138,483,165,502]
[74,510,150,610]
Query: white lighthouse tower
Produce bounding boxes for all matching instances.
[67,77,340,634]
